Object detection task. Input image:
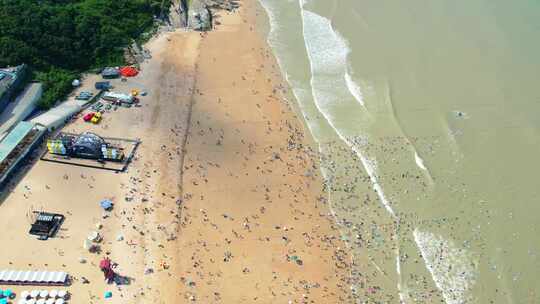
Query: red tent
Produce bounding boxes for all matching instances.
[119,66,139,77]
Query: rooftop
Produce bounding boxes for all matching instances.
[0,83,43,139]
[0,64,27,100]
[0,121,35,164]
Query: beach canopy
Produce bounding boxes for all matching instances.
[0,270,68,286]
[100,199,113,210]
[119,66,138,77]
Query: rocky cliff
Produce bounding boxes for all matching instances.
[188,0,240,31]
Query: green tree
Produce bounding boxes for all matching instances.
[0,0,171,108]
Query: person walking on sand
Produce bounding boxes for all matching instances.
[99,257,116,284]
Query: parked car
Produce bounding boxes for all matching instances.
[91,102,103,111]
[95,81,112,90]
[83,112,95,122]
[91,112,102,124]
[76,94,90,100]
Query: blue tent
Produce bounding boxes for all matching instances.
[100,199,113,210]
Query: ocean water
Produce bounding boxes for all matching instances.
[258,0,540,303]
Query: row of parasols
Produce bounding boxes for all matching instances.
[13,290,68,304]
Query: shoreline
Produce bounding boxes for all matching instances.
[252,0,362,298]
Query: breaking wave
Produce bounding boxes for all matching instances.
[345,72,366,108]
[299,4,396,217]
[413,229,477,304]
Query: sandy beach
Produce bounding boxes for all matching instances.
[0,1,352,303]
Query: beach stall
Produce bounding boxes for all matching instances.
[102,92,133,104]
[119,66,138,77]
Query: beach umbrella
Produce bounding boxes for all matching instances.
[21,290,30,299]
[57,290,66,299]
[36,299,45,304]
[30,290,39,298]
[45,299,55,304]
[54,299,64,304]
[49,290,58,298]
[100,199,113,210]
[39,290,48,298]
[26,300,36,304]
[0,298,7,304]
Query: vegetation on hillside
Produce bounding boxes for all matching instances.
[0,0,170,108]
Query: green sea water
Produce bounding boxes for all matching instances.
[258,0,540,303]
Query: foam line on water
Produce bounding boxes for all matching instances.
[413,228,477,304]
[298,7,429,302]
[260,0,401,299]
[395,247,410,303]
[413,151,434,185]
[383,79,433,184]
[299,4,396,218]
[414,152,427,171]
[344,72,366,108]
[258,0,323,137]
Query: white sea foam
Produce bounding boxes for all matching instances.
[301,11,348,75]
[260,0,406,299]
[395,247,411,303]
[345,72,366,108]
[414,152,427,171]
[413,229,477,304]
[299,3,396,217]
[258,0,281,47]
